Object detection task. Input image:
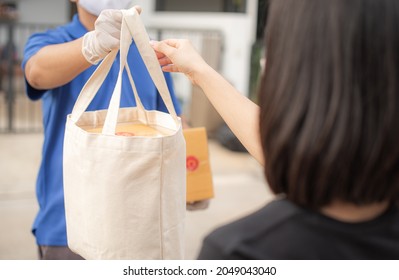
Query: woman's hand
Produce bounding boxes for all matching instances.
[151,39,209,86]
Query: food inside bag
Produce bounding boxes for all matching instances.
[83,123,173,137]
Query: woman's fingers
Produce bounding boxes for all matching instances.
[158,56,172,67]
[161,64,177,72]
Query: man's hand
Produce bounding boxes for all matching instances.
[82,9,122,64]
[186,200,210,211]
[82,6,141,64]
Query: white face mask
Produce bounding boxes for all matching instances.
[79,0,134,16]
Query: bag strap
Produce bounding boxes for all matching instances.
[102,8,179,135]
[70,49,118,123]
[124,8,179,123]
[71,7,179,133]
[70,50,147,125]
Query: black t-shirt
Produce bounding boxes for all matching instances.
[197,199,399,259]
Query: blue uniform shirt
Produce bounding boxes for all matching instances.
[22,14,182,246]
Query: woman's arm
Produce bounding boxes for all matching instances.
[152,39,264,165]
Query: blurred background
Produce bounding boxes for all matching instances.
[0,0,274,259]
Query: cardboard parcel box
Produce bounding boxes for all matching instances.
[183,127,214,202]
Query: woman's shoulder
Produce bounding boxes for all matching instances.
[213,198,303,235]
[199,200,399,259]
[198,198,307,259]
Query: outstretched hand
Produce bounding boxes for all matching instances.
[151,39,209,85]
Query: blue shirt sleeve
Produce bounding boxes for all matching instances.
[21,29,66,101]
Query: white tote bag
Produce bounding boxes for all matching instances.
[63,8,186,260]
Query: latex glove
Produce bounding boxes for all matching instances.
[82,6,142,64]
[82,9,123,64]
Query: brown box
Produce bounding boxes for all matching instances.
[184,127,214,202]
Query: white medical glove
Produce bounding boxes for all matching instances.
[82,9,123,64]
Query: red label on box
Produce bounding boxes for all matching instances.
[186,155,199,172]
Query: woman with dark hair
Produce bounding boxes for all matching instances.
[152,0,399,259]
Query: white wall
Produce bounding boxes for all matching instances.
[17,0,69,24]
[134,0,258,96]
[15,0,259,96]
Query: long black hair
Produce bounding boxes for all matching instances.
[259,0,399,209]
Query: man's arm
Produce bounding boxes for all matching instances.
[24,38,91,90]
[24,8,130,90]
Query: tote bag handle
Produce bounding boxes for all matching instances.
[123,8,179,124]
[70,7,180,133]
[70,49,118,123]
[69,38,147,124]
[102,8,179,135]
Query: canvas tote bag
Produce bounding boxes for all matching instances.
[63,8,186,260]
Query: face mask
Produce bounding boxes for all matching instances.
[78,0,134,16]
